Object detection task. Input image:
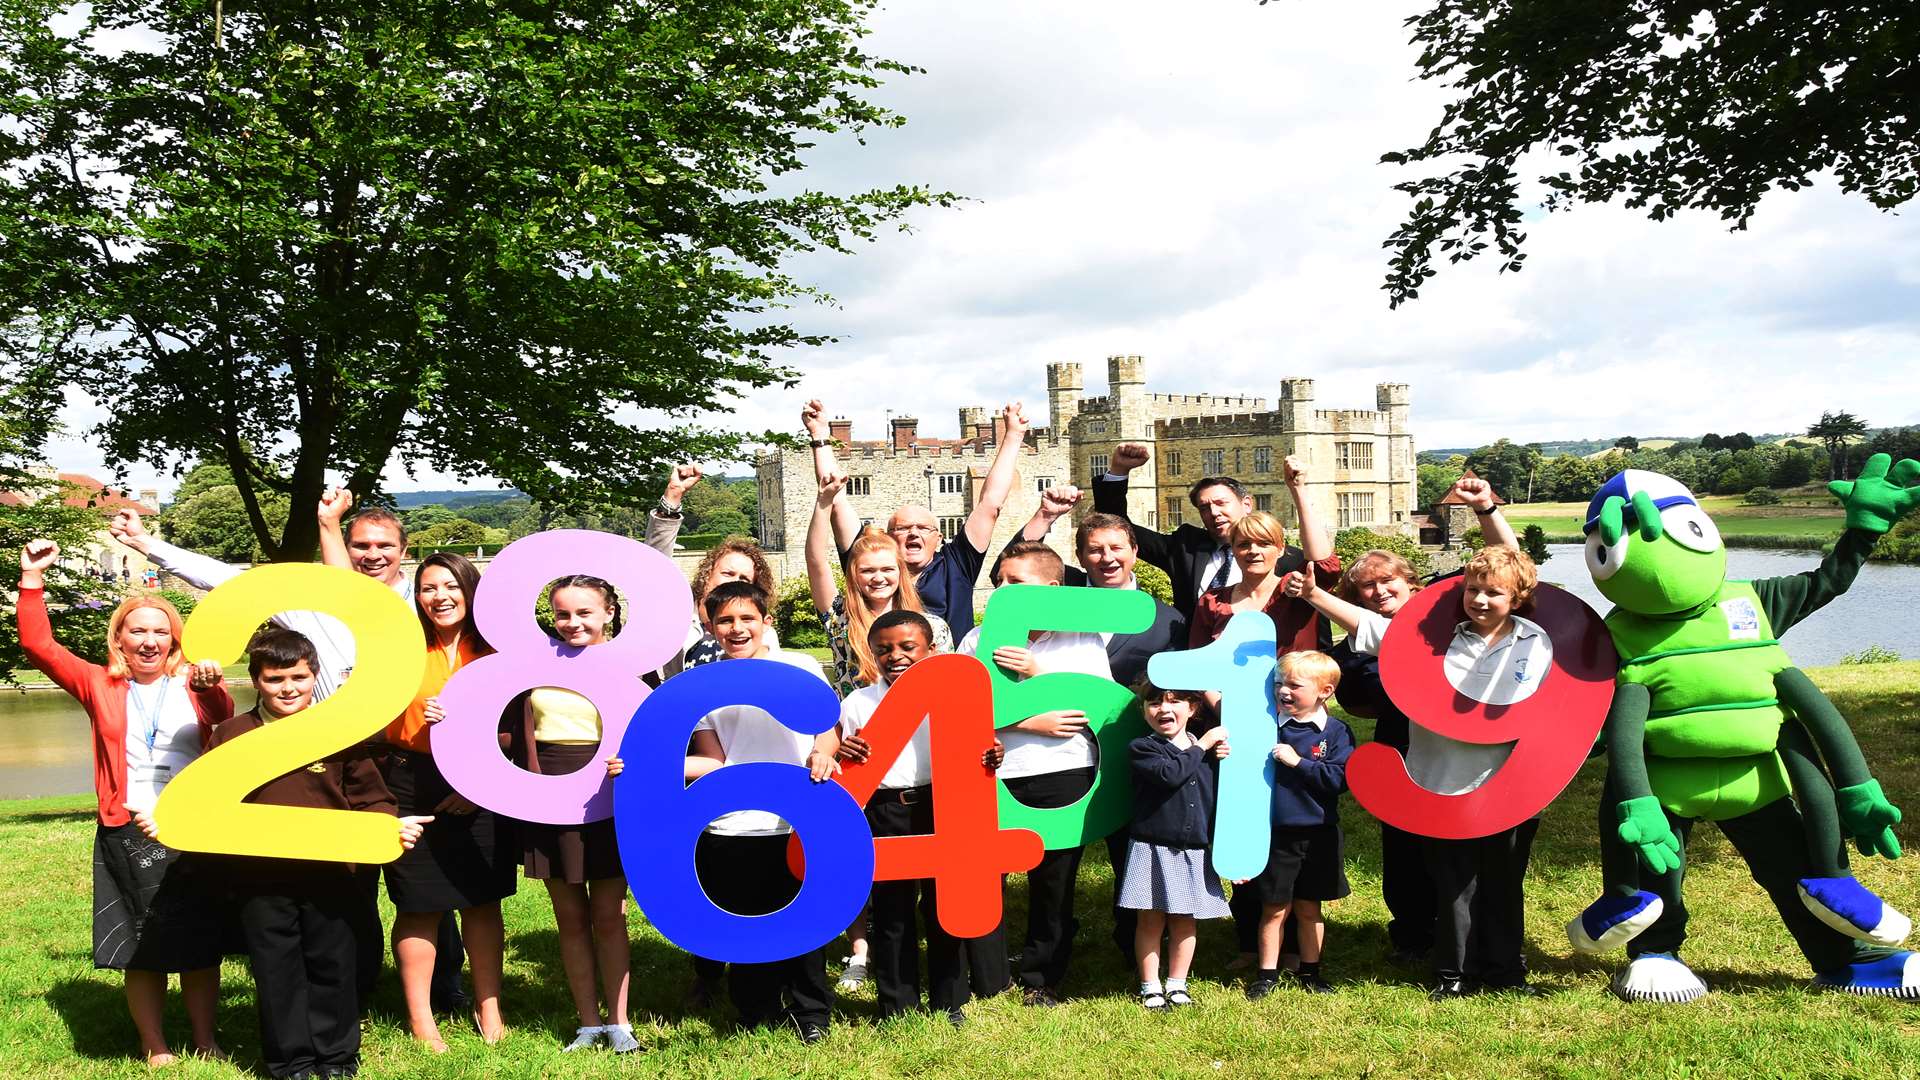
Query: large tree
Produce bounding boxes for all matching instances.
[1366,2,1918,305]
[1808,410,1870,480]
[0,0,949,560]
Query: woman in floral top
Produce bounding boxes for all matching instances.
[805,473,953,699]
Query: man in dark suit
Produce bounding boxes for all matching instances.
[1091,442,1311,620]
[1005,487,1188,964]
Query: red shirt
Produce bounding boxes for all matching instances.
[16,587,234,825]
[1188,555,1344,655]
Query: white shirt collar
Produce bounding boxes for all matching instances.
[1283,707,1330,731]
[1453,618,1538,646]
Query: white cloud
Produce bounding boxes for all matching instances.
[37,0,1920,497]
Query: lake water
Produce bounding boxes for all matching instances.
[5,546,1917,799]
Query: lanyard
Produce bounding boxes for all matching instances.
[127,675,173,756]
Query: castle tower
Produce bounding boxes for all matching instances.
[1375,383,1410,432]
[1278,378,1316,432]
[1046,362,1083,443]
[1108,354,1147,440]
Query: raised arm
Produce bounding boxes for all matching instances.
[1015,485,1081,543]
[806,472,849,615]
[962,402,1031,551]
[1283,454,1333,562]
[15,541,101,701]
[109,508,241,590]
[646,464,701,557]
[1093,443,1176,572]
[802,399,861,549]
[1450,476,1517,549]
[316,486,354,570]
[1753,454,1919,633]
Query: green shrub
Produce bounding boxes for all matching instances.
[1520,524,1553,564]
[1840,644,1902,665]
[774,572,830,648]
[1742,486,1783,506]
[1134,561,1175,606]
[1333,528,1432,580]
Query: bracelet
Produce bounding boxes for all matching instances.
[654,499,683,519]
[1473,506,1498,515]
[809,438,831,448]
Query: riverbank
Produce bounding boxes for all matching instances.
[2,662,1917,1078]
[1502,488,1846,545]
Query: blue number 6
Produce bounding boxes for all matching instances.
[613,659,875,963]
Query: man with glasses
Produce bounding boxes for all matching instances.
[803,399,1030,636]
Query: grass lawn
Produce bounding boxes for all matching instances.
[1503,487,1845,542]
[4,664,1919,1077]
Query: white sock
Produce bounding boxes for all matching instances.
[1165,977,1187,992]
[1141,979,1163,995]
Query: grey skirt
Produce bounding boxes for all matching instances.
[1115,839,1232,918]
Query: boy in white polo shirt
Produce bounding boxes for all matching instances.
[686,580,836,1042]
[807,610,1007,1027]
[958,542,1115,1006]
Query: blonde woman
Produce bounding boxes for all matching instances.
[16,540,232,1066]
[806,471,954,698]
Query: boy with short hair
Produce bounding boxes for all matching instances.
[685,580,837,1042]
[1247,651,1353,999]
[807,610,1006,1027]
[209,628,427,1079]
[957,541,1115,1006]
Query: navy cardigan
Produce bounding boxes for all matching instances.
[1127,733,1219,849]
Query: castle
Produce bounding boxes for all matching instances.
[754,356,1416,597]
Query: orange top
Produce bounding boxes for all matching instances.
[386,634,488,752]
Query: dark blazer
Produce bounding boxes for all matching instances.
[1128,733,1218,849]
[1092,474,1311,621]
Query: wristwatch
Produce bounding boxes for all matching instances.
[654,499,683,519]
[809,438,832,448]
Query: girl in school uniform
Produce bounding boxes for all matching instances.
[1117,681,1231,1009]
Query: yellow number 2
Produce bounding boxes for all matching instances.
[154,564,426,863]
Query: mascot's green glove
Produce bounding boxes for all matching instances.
[1836,779,1904,859]
[1828,453,1920,535]
[1616,796,1682,875]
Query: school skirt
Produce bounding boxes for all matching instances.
[381,750,516,913]
[91,822,224,972]
[521,742,624,883]
[1115,839,1232,919]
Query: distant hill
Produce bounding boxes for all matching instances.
[390,489,523,508]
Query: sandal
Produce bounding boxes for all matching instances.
[562,1025,604,1052]
[1167,989,1193,1007]
[1141,991,1169,1011]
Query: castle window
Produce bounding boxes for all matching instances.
[1254,494,1273,512]
[1166,451,1182,476]
[1165,495,1184,526]
[846,476,872,496]
[1201,449,1224,475]
[937,473,966,495]
[1337,491,1376,528]
[1336,442,1374,470]
[1090,454,1109,476]
[1034,477,1056,493]
[938,515,966,540]
[1090,421,1107,434]
[1252,447,1271,474]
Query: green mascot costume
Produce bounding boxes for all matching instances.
[1568,454,1920,1002]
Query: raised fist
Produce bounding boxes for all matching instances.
[665,464,703,504]
[801,399,829,438]
[317,486,354,526]
[1448,475,1496,513]
[1111,443,1151,473]
[1038,485,1082,518]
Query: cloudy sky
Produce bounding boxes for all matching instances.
[43,0,1920,495]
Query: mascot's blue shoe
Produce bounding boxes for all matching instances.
[1610,953,1708,1004]
[1568,891,1664,954]
[1812,951,1920,998]
[1798,877,1911,946]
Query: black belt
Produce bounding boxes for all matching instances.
[877,785,931,805]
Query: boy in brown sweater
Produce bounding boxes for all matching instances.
[210,628,428,1079]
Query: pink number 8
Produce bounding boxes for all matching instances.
[431,529,691,824]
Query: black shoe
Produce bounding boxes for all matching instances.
[946,1007,967,1029]
[1292,971,1335,994]
[431,988,472,1014]
[798,1022,828,1045]
[1021,986,1060,1008]
[1245,976,1280,1001]
[1428,977,1471,1000]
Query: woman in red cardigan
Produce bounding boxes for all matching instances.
[17,540,234,1067]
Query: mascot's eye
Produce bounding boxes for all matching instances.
[1661,504,1721,553]
[1585,530,1627,580]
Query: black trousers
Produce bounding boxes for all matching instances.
[1107,828,1135,964]
[1602,784,1884,975]
[237,873,363,1078]
[1381,821,1439,954]
[1423,819,1539,985]
[866,791,968,1015]
[1004,767,1095,991]
[694,832,832,1029]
